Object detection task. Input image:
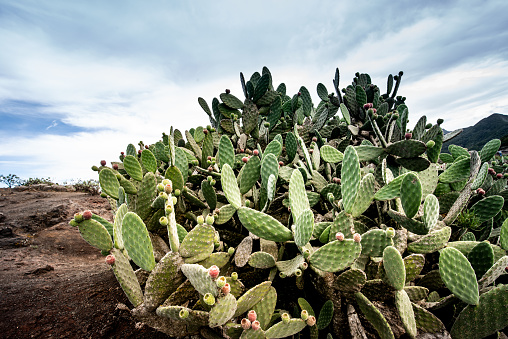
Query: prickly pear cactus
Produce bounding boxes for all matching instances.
[71,66,508,339]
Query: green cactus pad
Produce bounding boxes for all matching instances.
[215,204,237,225]
[99,168,120,199]
[263,140,282,159]
[264,318,306,339]
[309,239,361,272]
[439,247,479,305]
[141,149,157,173]
[180,263,218,296]
[479,138,501,163]
[285,131,298,162]
[252,286,277,330]
[320,145,344,163]
[218,135,235,170]
[316,300,334,330]
[374,172,409,201]
[237,207,293,242]
[288,169,310,221]
[179,224,215,258]
[197,251,231,269]
[352,173,376,217]
[208,293,237,328]
[385,139,426,158]
[136,172,157,221]
[156,305,208,327]
[383,246,406,290]
[275,254,305,277]
[122,155,143,181]
[234,281,272,317]
[334,268,366,295]
[423,194,439,230]
[121,212,156,271]
[501,217,508,251]
[298,297,315,316]
[418,163,439,199]
[407,227,451,254]
[467,241,494,280]
[395,157,430,172]
[355,145,386,162]
[478,255,508,289]
[450,284,508,339]
[164,166,184,191]
[341,145,360,214]
[113,203,128,249]
[400,172,422,219]
[404,254,425,283]
[201,180,217,211]
[77,218,113,251]
[294,209,314,247]
[394,289,417,338]
[361,229,394,257]
[185,130,202,163]
[143,251,185,311]
[403,286,428,302]
[221,164,242,209]
[248,251,276,269]
[471,162,489,190]
[355,292,394,339]
[411,303,445,334]
[439,156,470,183]
[387,209,428,235]
[154,141,169,162]
[469,195,504,223]
[110,248,144,307]
[329,211,354,241]
[240,155,261,195]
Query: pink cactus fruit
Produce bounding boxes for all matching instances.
[248,310,257,322]
[241,318,251,330]
[353,233,362,243]
[306,315,316,326]
[221,283,230,295]
[335,232,345,241]
[208,265,220,279]
[83,210,93,220]
[251,320,260,331]
[105,254,115,265]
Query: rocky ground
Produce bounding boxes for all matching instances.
[0,186,171,338]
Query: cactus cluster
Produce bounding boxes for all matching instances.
[71,66,508,338]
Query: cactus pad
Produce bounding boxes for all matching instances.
[237,207,293,242]
[466,241,494,280]
[121,212,156,271]
[221,164,242,209]
[179,224,215,258]
[252,286,277,330]
[394,289,417,338]
[209,293,237,327]
[320,145,344,163]
[180,263,218,296]
[341,145,360,214]
[264,318,306,339]
[99,168,120,199]
[361,229,394,257]
[294,209,314,247]
[234,281,272,317]
[110,247,143,307]
[439,247,479,305]
[383,246,405,290]
[123,155,143,181]
[407,227,451,254]
[77,218,113,251]
[248,251,276,269]
[400,173,422,219]
[355,292,394,339]
[309,239,361,272]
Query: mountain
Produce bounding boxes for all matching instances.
[442,113,508,151]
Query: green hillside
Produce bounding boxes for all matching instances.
[442,113,508,151]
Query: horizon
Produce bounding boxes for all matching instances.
[1,1,508,185]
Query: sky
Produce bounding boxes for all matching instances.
[1,0,508,186]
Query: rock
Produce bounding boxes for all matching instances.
[25,265,55,275]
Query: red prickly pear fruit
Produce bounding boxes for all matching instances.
[242,157,248,163]
[248,310,257,322]
[298,92,301,96]
[226,89,231,94]
[241,318,251,330]
[363,103,370,110]
[203,129,208,135]
[312,137,317,142]
[83,210,93,220]
[335,232,345,241]
[240,149,245,153]
[138,150,142,154]
[497,173,503,179]
[309,149,313,154]
[405,133,412,140]
[253,149,259,156]
[207,156,212,161]
[120,152,124,155]
[353,233,362,243]
[145,145,149,149]
[208,265,220,279]
[251,320,261,331]
[222,283,230,295]
[306,315,316,326]
[112,164,119,170]
[279,161,284,166]
[488,168,496,175]
[476,188,485,196]
[100,160,106,166]
[105,254,115,265]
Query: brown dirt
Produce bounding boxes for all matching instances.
[0,188,171,339]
